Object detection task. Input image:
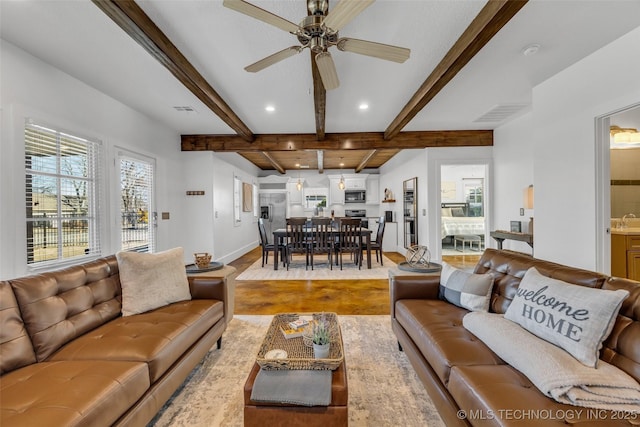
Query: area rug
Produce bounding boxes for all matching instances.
[237,256,396,280]
[149,315,444,427]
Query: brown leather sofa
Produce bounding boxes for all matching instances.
[390,249,640,426]
[0,255,233,427]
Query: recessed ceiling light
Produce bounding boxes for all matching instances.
[265,105,275,112]
[522,44,540,56]
[359,103,369,110]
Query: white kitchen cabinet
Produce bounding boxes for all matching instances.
[366,176,380,204]
[329,178,345,205]
[344,177,366,190]
[382,222,398,253]
[287,182,303,205]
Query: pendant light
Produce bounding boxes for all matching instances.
[296,160,303,191]
[338,157,345,190]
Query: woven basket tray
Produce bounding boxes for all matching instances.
[256,313,344,370]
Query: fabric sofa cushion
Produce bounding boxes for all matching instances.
[395,299,504,385]
[50,299,223,382]
[504,267,629,368]
[440,262,494,312]
[117,247,191,316]
[0,360,148,427]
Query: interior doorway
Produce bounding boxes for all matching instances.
[595,102,640,274]
[439,164,488,261]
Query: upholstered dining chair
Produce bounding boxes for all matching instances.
[336,218,362,270]
[258,218,286,268]
[285,217,309,270]
[309,217,333,270]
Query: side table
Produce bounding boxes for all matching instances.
[187,265,237,326]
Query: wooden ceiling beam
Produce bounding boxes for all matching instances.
[261,152,286,174]
[355,150,377,173]
[181,130,492,151]
[308,0,326,141]
[310,54,327,141]
[384,0,528,140]
[92,0,254,142]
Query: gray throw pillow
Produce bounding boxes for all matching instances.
[439,262,494,312]
[504,267,629,368]
[116,247,192,316]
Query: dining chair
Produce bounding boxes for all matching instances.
[309,217,333,270]
[257,218,286,268]
[285,217,309,270]
[362,216,385,266]
[336,218,362,270]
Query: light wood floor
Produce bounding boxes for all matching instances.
[229,247,481,315]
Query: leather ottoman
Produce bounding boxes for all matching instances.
[243,361,348,427]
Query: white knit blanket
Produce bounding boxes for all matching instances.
[463,312,640,412]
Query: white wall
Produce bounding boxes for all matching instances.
[530,26,640,270]
[210,153,260,264]
[0,40,187,279]
[380,149,428,253]
[492,112,534,255]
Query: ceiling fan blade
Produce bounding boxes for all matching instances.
[315,52,340,90]
[337,38,410,63]
[223,0,299,34]
[323,0,374,33]
[245,46,304,72]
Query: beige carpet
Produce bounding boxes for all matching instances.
[237,255,396,280]
[149,315,444,427]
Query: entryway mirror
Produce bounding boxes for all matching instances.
[403,177,417,248]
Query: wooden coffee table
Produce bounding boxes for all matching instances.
[243,313,348,427]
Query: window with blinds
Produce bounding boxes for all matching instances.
[119,153,155,253]
[25,121,103,265]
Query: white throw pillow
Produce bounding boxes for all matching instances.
[439,262,494,312]
[504,267,629,368]
[116,247,192,316]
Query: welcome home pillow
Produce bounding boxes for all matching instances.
[116,247,192,316]
[504,267,629,368]
[439,262,494,312]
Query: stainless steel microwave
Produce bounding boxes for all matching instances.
[344,190,366,203]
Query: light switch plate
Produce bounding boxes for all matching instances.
[520,208,525,216]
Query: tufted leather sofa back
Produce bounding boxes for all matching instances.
[9,256,122,362]
[0,281,37,375]
[474,248,640,383]
[601,277,640,383]
[474,249,608,314]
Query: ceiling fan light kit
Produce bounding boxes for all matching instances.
[223,0,410,90]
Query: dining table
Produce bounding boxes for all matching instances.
[272,227,373,270]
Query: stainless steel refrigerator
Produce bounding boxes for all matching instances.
[259,192,287,240]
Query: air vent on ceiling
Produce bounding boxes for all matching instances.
[173,106,198,113]
[474,104,528,123]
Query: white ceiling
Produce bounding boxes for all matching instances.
[2,0,640,140]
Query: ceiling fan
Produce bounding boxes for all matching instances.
[223,0,410,90]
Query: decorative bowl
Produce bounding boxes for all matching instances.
[194,252,212,269]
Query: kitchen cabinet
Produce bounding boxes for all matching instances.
[366,176,380,204]
[344,177,366,190]
[612,233,640,281]
[287,182,303,205]
[329,178,345,205]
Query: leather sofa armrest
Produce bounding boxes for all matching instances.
[389,274,441,319]
[188,271,235,326]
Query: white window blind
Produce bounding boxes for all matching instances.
[119,153,155,253]
[25,121,103,265]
